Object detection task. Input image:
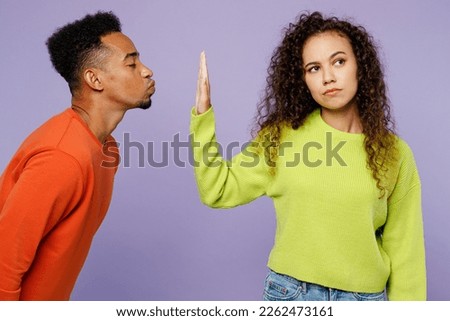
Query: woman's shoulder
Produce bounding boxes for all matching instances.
[386,135,421,201]
[393,135,416,161]
[389,135,420,186]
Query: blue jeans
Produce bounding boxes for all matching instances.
[263,270,386,301]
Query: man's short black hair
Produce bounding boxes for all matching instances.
[46,11,122,94]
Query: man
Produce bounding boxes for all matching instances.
[0,11,155,300]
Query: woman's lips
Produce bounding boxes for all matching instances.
[323,88,341,95]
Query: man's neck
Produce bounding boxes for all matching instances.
[71,100,125,143]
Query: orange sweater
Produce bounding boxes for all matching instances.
[0,108,118,300]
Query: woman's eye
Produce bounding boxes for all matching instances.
[308,66,320,73]
[334,59,345,66]
[128,64,136,68]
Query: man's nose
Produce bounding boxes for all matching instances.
[141,64,153,79]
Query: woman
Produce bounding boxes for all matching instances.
[190,12,426,301]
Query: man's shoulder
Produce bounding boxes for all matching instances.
[17,109,99,163]
[22,109,74,146]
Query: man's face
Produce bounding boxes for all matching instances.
[100,32,155,110]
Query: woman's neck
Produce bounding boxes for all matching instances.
[320,105,363,134]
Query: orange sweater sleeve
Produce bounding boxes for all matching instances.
[0,149,84,300]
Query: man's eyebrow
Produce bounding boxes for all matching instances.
[123,52,139,60]
[304,51,347,69]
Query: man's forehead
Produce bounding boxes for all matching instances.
[101,32,137,56]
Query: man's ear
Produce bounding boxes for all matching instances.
[83,68,104,91]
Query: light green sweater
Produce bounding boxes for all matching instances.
[190,107,426,300]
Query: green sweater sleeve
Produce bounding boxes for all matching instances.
[383,144,426,300]
[190,107,271,208]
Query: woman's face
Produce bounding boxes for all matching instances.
[302,31,358,112]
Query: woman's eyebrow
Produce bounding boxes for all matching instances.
[304,51,347,69]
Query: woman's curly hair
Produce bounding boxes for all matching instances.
[254,11,397,196]
[46,11,121,94]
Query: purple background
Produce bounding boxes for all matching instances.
[0,0,449,300]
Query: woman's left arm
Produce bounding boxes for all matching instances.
[383,145,426,301]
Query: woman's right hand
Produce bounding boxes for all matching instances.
[195,51,211,114]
